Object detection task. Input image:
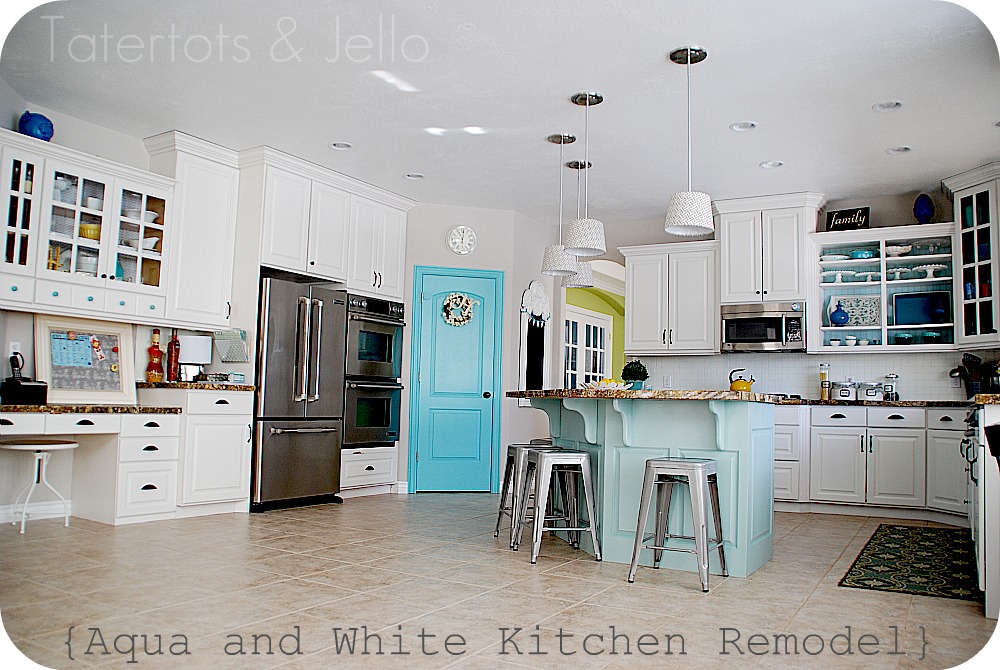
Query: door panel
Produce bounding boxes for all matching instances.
[867,428,926,507]
[260,167,311,272]
[256,278,310,418]
[413,271,500,491]
[809,426,865,503]
[719,211,762,304]
[624,255,667,351]
[668,249,717,351]
[762,208,804,301]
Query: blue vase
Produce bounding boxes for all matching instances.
[830,301,850,327]
[18,111,54,142]
[913,193,935,224]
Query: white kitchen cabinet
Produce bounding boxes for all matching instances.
[715,193,824,305]
[773,405,809,501]
[620,241,718,354]
[341,445,398,490]
[181,414,252,505]
[927,429,970,515]
[0,144,43,278]
[260,166,313,273]
[347,196,408,299]
[809,425,867,503]
[145,132,240,328]
[866,429,926,507]
[307,181,351,280]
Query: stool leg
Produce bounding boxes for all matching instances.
[495,454,514,538]
[709,474,728,577]
[512,462,535,551]
[530,463,553,564]
[653,478,674,568]
[567,469,580,548]
[18,452,46,534]
[510,451,533,548]
[689,473,711,592]
[10,480,32,526]
[38,452,71,527]
[579,457,601,562]
[628,465,655,582]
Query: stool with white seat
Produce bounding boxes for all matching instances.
[0,438,79,534]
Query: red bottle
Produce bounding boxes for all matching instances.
[145,329,164,383]
[166,329,181,382]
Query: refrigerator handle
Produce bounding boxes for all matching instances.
[293,296,311,402]
[308,298,324,402]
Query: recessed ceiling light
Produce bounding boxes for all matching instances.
[404,173,425,180]
[329,142,352,151]
[463,126,486,135]
[730,121,758,132]
[370,70,419,92]
[759,160,784,169]
[424,127,447,136]
[873,101,903,112]
[885,146,912,155]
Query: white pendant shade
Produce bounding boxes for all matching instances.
[541,244,578,276]
[663,190,714,236]
[563,217,606,257]
[561,259,593,288]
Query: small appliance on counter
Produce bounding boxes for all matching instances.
[0,353,48,405]
[178,335,213,382]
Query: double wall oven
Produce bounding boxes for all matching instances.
[344,295,405,446]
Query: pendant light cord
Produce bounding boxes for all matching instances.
[558,139,565,245]
[686,52,692,192]
[584,97,590,219]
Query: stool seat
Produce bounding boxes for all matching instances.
[1,439,79,533]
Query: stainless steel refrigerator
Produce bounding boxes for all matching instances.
[251,275,347,510]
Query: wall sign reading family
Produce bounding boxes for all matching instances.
[34,315,136,404]
[826,207,870,231]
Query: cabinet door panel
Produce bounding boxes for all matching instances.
[624,255,667,352]
[774,461,799,500]
[926,429,967,515]
[668,249,717,352]
[762,208,805,301]
[347,197,380,291]
[260,167,311,272]
[308,182,350,281]
[376,206,407,298]
[0,146,43,277]
[181,416,251,504]
[719,211,762,304]
[809,426,865,503]
[773,425,798,459]
[867,428,926,507]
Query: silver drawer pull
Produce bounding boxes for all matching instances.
[142,445,159,452]
[140,484,157,491]
[365,465,375,471]
[144,421,160,428]
[887,414,905,420]
[215,399,230,405]
[76,419,95,426]
[830,413,847,419]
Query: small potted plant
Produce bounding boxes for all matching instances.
[621,359,649,390]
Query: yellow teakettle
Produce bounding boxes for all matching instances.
[729,368,755,392]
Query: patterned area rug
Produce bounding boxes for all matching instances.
[839,524,982,601]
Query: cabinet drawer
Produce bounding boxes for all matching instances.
[71,284,106,310]
[867,407,925,428]
[0,413,46,434]
[104,289,137,316]
[34,279,72,307]
[811,406,866,426]
[45,413,121,434]
[120,414,180,437]
[0,275,35,303]
[774,405,805,426]
[773,425,799,460]
[926,408,966,430]
[186,391,253,415]
[116,462,177,517]
[119,436,179,462]
[774,461,800,501]
[138,295,167,318]
[342,447,396,488]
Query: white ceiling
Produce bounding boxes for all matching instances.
[2,0,999,232]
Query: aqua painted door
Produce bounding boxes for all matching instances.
[412,269,502,491]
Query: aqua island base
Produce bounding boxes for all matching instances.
[506,389,778,578]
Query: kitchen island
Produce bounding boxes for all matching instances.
[506,389,780,577]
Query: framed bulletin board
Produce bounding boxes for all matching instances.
[33,315,136,404]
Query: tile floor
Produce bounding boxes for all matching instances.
[1,494,997,669]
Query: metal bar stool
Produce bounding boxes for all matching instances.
[494,441,560,547]
[627,457,727,592]
[513,448,602,564]
[0,438,80,534]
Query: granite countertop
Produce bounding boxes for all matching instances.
[973,394,1000,405]
[507,389,783,403]
[136,382,256,392]
[0,405,182,414]
[777,398,970,407]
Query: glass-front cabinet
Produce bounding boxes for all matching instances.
[808,222,956,352]
[1,147,43,278]
[949,176,999,346]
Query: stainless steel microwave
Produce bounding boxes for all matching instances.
[721,302,805,352]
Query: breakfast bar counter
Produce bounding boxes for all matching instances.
[507,389,776,577]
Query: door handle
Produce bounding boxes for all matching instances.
[662,330,667,345]
[887,414,905,420]
[143,421,160,428]
[308,298,324,402]
[483,391,492,398]
[939,416,954,422]
[831,413,847,419]
[270,427,339,435]
[294,296,311,402]
[365,465,375,471]
[373,271,377,287]
[141,445,159,451]
[868,435,873,453]
[76,419,95,426]
[668,329,673,345]
[860,435,864,453]
[214,399,230,405]
[140,484,157,491]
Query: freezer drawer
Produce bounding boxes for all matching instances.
[253,419,342,503]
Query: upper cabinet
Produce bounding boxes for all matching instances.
[620,241,719,355]
[1,129,175,323]
[240,147,411,294]
[716,192,825,304]
[943,163,1000,348]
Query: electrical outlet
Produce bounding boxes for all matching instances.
[663,375,672,389]
[7,341,21,356]
[951,376,962,388]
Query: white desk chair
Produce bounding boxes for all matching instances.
[1,438,79,534]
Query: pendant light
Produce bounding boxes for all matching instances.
[541,133,578,276]
[564,91,607,257]
[563,161,594,287]
[664,47,714,237]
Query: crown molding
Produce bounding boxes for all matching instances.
[713,191,826,214]
[941,162,1000,194]
[618,239,719,257]
[143,131,239,168]
[590,273,625,296]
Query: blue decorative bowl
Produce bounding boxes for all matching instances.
[913,193,935,224]
[850,250,875,259]
[18,111,54,141]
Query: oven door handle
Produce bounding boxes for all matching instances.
[270,427,339,435]
[349,313,406,328]
[347,381,405,390]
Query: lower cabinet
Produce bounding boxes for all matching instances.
[341,445,397,490]
[926,428,969,515]
[809,426,868,503]
[181,414,252,505]
[773,405,808,501]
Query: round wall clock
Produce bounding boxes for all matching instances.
[448,225,477,255]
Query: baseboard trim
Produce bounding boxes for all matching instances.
[0,500,70,525]
[340,484,394,499]
[391,481,409,495]
[774,500,969,527]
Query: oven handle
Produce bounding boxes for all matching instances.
[347,381,405,390]
[349,313,406,328]
[270,427,339,435]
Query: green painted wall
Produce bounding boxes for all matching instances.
[566,287,626,381]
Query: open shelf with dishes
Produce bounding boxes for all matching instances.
[808,222,955,352]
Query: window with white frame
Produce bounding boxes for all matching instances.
[564,305,612,388]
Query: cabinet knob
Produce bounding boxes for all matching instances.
[310,260,315,265]
[119,300,126,306]
[100,274,107,279]
[755,290,761,295]
[52,291,59,297]
[87,296,94,301]
[149,304,156,310]
[10,285,16,291]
